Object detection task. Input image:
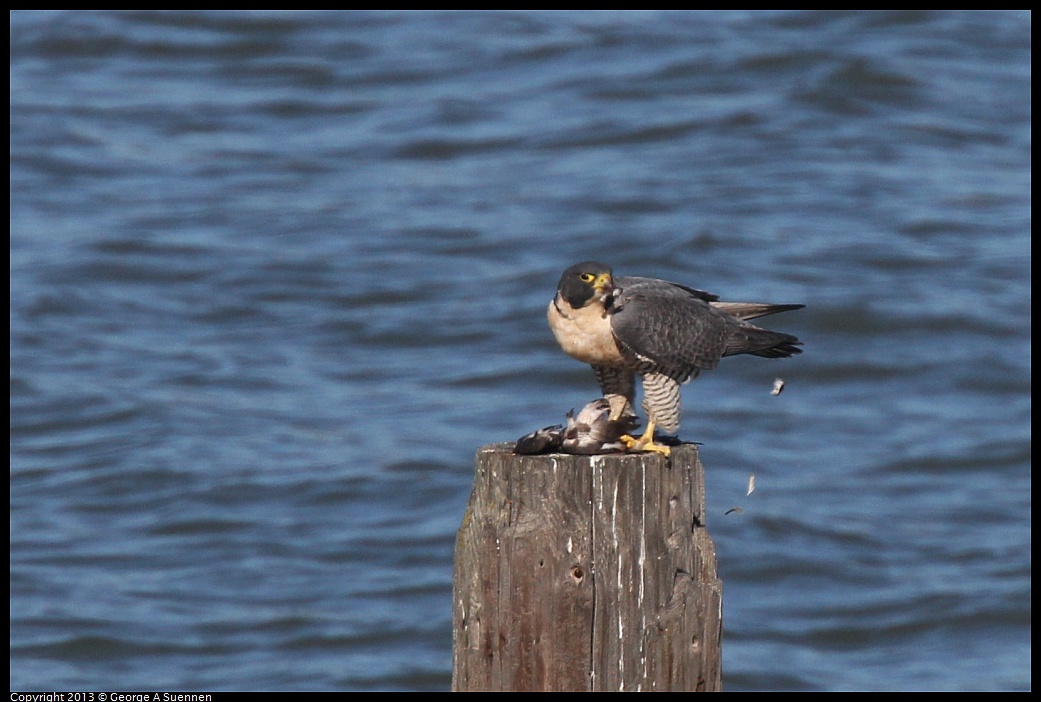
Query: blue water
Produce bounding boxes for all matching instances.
[10,10,1030,691]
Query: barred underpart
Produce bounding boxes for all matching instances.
[594,365,636,420]
[640,371,682,434]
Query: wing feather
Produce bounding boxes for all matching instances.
[608,277,802,378]
[609,279,732,378]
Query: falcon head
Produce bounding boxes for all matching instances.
[556,261,614,309]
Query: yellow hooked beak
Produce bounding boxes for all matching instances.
[592,272,613,296]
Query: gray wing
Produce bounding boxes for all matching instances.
[619,275,803,323]
[609,277,802,378]
[616,276,719,303]
[609,277,734,380]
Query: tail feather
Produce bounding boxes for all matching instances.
[748,337,803,358]
[711,301,804,321]
[726,325,803,358]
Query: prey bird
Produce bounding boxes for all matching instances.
[514,398,639,455]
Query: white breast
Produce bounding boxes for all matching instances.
[547,295,626,366]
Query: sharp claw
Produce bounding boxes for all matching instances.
[619,423,671,456]
[620,434,640,449]
[641,441,671,457]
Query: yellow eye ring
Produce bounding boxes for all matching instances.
[579,273,595,283]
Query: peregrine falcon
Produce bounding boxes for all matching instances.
[547,261,803,456]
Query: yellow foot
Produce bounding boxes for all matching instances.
[619,434,640,449]
[619,421,671,456]
[641,440,671,457]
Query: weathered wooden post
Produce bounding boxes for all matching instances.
[452,443,722,691]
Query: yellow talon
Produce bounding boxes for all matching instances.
[621,421,671,456]
[641,440,671,457]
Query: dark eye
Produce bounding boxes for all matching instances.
[579,273,595,283]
